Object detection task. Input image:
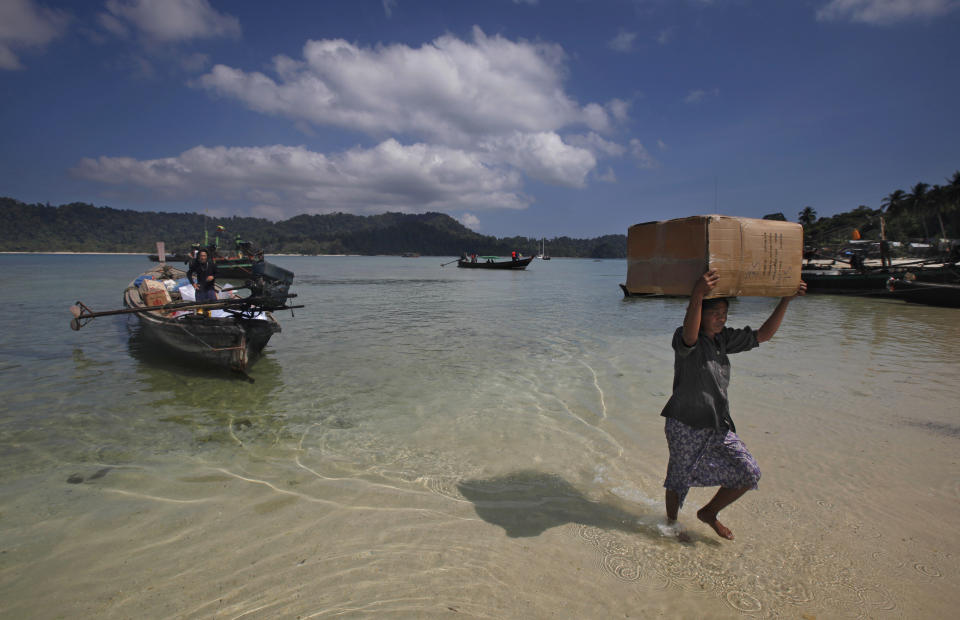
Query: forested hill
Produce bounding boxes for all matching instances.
[0,197,627,258]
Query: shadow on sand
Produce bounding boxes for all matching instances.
[457,470,658,539]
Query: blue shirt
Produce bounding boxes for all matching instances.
[660,326,759,432]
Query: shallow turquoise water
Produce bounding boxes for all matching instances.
[1,254,958,618]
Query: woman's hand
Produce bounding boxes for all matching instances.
[692,269,720,298]
[786,280,807,300]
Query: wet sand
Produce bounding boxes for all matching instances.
[0,255,957,618]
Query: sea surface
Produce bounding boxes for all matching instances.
[1,254,958,618]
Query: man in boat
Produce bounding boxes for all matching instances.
[661,269,806,541]
[187,249,218,303]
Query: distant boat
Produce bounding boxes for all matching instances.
[457,255,534,270]
[148,252,191,262]
[151,226,271,280]
[538,238,551,260]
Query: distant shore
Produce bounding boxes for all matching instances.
[0,251,357,257]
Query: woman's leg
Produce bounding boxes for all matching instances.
[697,486,751,540]
[665,489,681,521]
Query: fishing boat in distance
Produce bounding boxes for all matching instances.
[457,255,534,270]
[150,226,270,280]
[70,262,300,377]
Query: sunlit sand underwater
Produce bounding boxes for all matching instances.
[0,254,957,618]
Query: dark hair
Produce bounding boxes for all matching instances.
[702,297,729,312]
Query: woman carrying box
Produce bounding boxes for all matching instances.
[662,269,806,540]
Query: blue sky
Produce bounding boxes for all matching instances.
[1,0,958,238]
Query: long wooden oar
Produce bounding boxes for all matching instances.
[440,258,461,267]
[69,293,300,331]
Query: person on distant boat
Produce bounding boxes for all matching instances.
[848,251,866,273]
[511,250,517,262]
[660,269,806,541]
[187,249,218,303]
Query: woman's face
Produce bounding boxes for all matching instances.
[700,302,728,337]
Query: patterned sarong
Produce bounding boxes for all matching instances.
[663,417,761,508]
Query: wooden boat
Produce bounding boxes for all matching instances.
[885,278,960,308]
[151,229,269,280]
[122,264,282,372]
[802,261,959,297]
[457,256,534,270]
[148,252,191,262]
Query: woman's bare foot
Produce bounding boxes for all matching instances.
[658,519,691,542]
[697,508,734,540]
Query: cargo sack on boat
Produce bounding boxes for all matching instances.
[624,215,803,297]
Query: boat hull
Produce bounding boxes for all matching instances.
[802,264,960,296]
[885,280,960,308]
[124,265,281,372]
[457,257,534,270]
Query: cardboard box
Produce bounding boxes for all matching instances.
[623,215,803,297]
[143,288,171,307]
[139,278,165,296]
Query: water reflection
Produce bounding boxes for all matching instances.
[124,324,288,448]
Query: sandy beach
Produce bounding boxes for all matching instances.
[0,254,957,618]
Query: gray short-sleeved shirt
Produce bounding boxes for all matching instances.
[660,326,759,432]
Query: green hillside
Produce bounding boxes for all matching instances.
[0,197,626,258]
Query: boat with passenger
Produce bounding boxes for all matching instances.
[457,255,534,270]
[70,261,299,376]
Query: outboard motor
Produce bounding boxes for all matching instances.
[247,261,295,309]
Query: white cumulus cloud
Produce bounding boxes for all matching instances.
[816,0,959,24]
[629,139,659,169]
[683,88,719,104]
[197,27,603,145]
[608,30,637,52]
[72,142,530,219]
[478,132,597,188]
[0,0,69,70]
[459,213,480,230]
[101,0,241,42]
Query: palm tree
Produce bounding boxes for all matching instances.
[798,206,817,228]
[881,189,906,217]
[943,171,960,237]
[908,182,930,239]
[927,185,948,240]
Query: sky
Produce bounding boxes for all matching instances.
[1,0,958,238]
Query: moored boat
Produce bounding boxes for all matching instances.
[123,264,282,372]
[802,262,959,297]
[885,278,960,308]
[457,256,534,270]
[71,263,300,376]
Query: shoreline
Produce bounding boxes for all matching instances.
[0,251,360,257]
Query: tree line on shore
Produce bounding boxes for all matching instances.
[764,170,960,249]
[3,171,956,258]
[0,197,626,258]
